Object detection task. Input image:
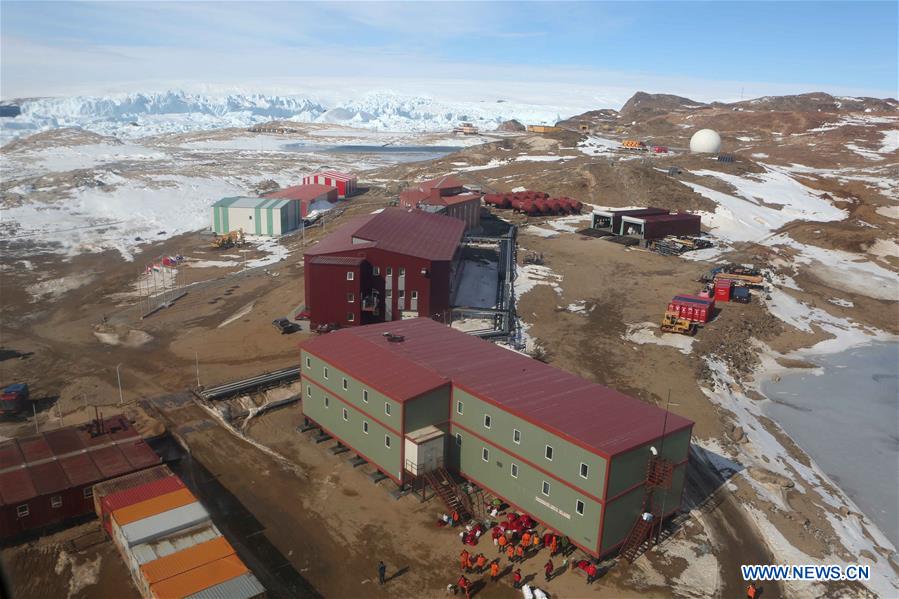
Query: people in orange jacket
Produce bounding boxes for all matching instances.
[489,560,500,581]
[475,553,486,573]
[459,549,470,571]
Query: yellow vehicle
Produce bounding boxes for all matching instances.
[622,139,646,150]
[211,229,245,249]
[660,310,697,335]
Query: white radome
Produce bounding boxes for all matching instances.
[690,129,722,153]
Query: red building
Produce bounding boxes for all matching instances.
[399,175,482,231]
[303,208,465,328]
[302,171,357,198]
[0,415,161,540]
[264,184,339,218]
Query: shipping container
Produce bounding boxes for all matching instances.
[113,488,197,527]
[149,554,248,599]
[714,279,733,303]
[668,295,715,323]
[93,465,174,519]
[184,573,266,599]
[133,534,232,598]
[100,476,186,534]
[115,502,210,549]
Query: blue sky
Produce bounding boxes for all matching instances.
[2,1,896,105]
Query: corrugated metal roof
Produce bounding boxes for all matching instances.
[140,535,235,584]
[90,444,135,478]
[58,452,102,487]
[149,555,248,599]
[418,175,465,192]
[0,440,24,470]
[42,427,85,455]
[305,208,463,261]
[631,213,700,223]
[312,170,355,182]
[131,523,221,566]
[93,465,174,502]
[0,468,37,505]
[119,439,164,470]
[302,318,693,457]
[212,196,288,210]
[113,488,197,527]
[120,502,210,547]
[185,572,265,599]
[103,476,185,518]
[28,460,70,495]
[265,184,337,201]
[17,435,54,463]
[307,256,365,266]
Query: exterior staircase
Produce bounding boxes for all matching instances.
[646,456,674,488]
[619,513,655,562]
[422,467,473,522]
[620,455,675,563]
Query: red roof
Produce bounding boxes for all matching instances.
[264,184,337,201]
[102,475,185,516]
[307,256,366,266]
[311,170,356,182]
[305,208,464,261]
[0,468,37,505]
[440,192,481,207]
[58,453,103,487]
[419,175,465,192]
[301,319,693,457]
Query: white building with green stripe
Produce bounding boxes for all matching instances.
[211,196,300,236]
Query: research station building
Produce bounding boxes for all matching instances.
[399,175,482,231]
[299,318,693,558]
[211,196,300,236]
[302,208,464,328]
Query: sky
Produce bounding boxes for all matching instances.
[1,1,897,107]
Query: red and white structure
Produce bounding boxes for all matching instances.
[302,171,357,198]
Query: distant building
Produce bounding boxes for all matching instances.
[591,207,701,239]
[527,124,562,134]
[303,208,465,328]
[591,208,669,235]
[264,184,339,218]
[299,317,693,558]
[399,175,482,231]
[0,415,161,540]
[211,196,300,236]
[302,171,358,198]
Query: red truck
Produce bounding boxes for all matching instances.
[0,383,30,415]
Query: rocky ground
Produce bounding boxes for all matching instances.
[1,92,897,598]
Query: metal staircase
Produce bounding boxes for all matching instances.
[619,508,655,563]
[620,455,675,563]
[422,467,473,522]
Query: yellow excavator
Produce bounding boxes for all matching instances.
[211,229,245,249]
[660,310,698,335]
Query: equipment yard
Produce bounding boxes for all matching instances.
[1,88,897,599]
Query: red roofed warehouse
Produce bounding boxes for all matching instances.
[264,184,338,218]
[0,415,161,540]
[303,208,465,328]
[299,318,693,558]
[302,171,357,198]
[399,175,482,231]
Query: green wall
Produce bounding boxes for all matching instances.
[606,427,691,499]
[600,484,644,552]
[451,388,607,497]
[405,386,451,433]
[450,426,602,552]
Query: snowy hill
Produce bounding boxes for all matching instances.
[1,90,572,141]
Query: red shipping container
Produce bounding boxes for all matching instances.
[668,295,715,323]
[714,280,733,303]
[99,475,185,535]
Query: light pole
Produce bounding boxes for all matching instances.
[655,392,680,545]
[195,352,201,388]
[116,363,124,405]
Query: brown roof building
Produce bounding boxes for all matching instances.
[399,175,482,231]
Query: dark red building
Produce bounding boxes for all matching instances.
[0,415,161,540]
[303,208,465,328]
[399,175,482,231]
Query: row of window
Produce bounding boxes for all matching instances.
[344,291,418,304]
[455,400,590,480]
[318,394,393,448]
[347,267,410,280]
[305,361,393,416]
[478,445,585,516]
[15,487,93,518]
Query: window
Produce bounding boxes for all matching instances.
[482,447,489,462]
[483,414,492,429]
[51,495,62,509]
[386,267,393,276]
[347,293,355,303]
[385,435,392,448]
[513,429,521,444]
[411,290,418,299]
[373,267,380,276]
[248,215,253,220]
[541,481,551,496]
[323,366,329,380]
[306,385,311,397]
[342,378,348,391]
[16,504,29,518]
[575,500,585,516]
[305,356,311,368]
[363,421,369,434]
[346,271,355,281]
[456,400,463,415]
[363,389,369,403]
[385,403,392,416]
[580,463,589,479]
[346,312,355,322]
[324,396,330,408]
[399,267,405,276]
[342,408,349,421]
[83,487,93,499]
[545,445,554,461]
[510,463,519,478]
[398,290,405,299]
[455,433,462,446]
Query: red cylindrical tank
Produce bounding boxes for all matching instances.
[571,201,583,214]
[548,199,562,214]
[498,195,512,208]
[510,198,523,212]
[519,199,534,214]
[533,199,548,214]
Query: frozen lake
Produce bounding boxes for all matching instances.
[284,142,460,163]
[762,342,899,548]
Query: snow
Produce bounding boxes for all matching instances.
[188,259,239,268]
[244,237,288,268]
[878,130,899,153]
[577,135,619,156]
[751,152,769,159]
[875,205,899,219]
[218,301,255,328]
[846,143,885,161]
[827,298,854,308]
[451,317,495,333]
[514,264,562,297]
[1,89,580,142]
[0,143,167,178]
[513,155,573,162]
[523,226,558,238]
[511,186,527,192]
[454,260,499,308]
[624,322,695,354]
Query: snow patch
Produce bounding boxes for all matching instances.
[624,322,695,354]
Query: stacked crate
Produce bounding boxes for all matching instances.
[95,467,265,599]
